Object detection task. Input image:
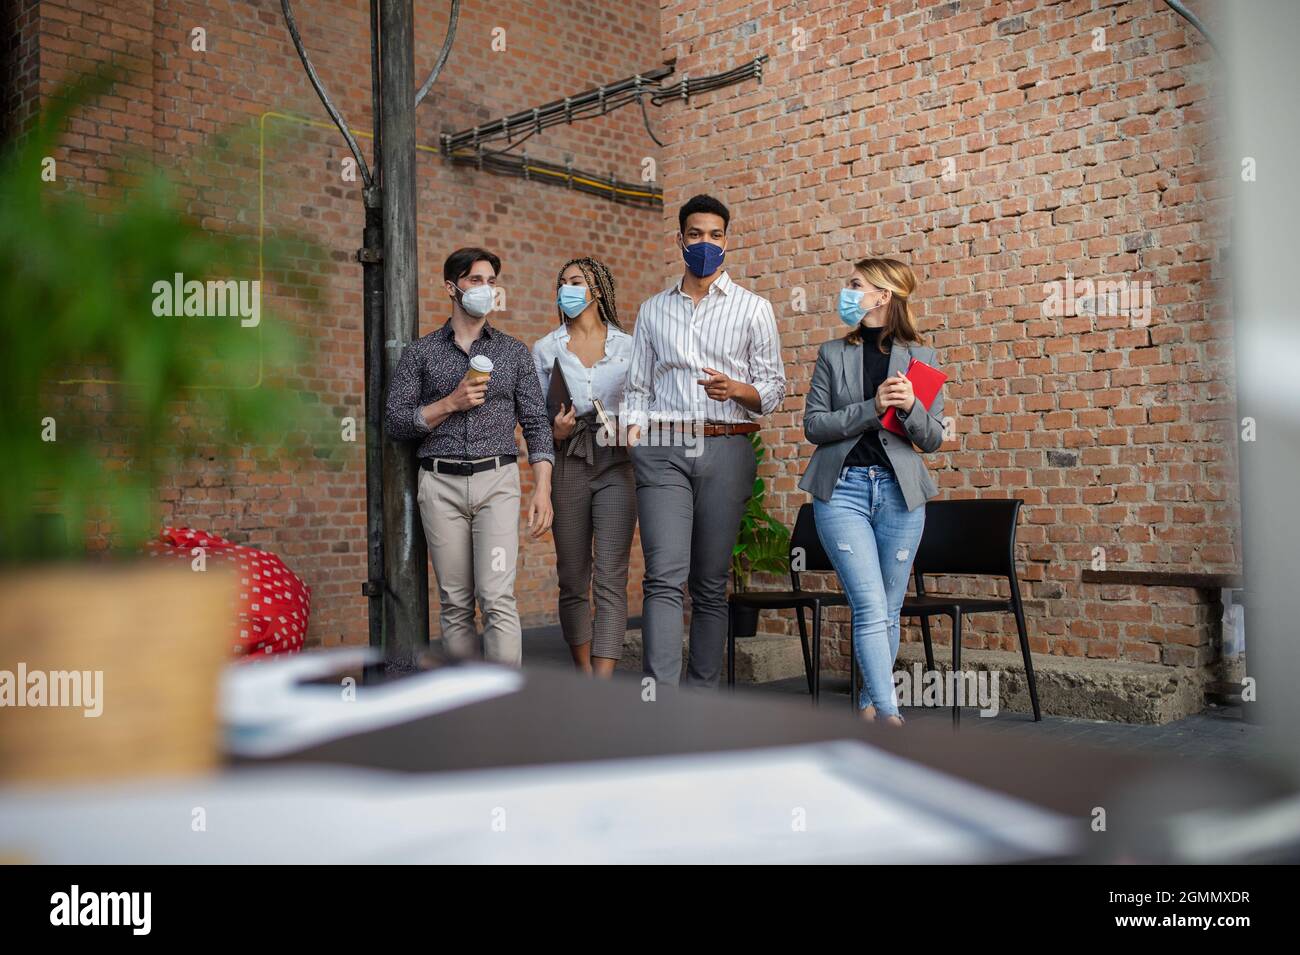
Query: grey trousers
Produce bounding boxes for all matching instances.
[629,434,757,688]
[551,426,637,659]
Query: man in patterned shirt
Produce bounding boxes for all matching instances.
[385,247,554,666]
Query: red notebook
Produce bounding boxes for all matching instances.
[880,357,947,437]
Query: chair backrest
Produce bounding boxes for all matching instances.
[912,498,1023,580]
[790,503,835,589]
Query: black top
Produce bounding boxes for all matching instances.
[844,326,896,471]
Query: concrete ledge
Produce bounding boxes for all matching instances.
[605,628,1209,724]
[615,630,807,684]
[893,644,1209,725]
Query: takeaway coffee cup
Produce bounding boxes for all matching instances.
[466,355,493,383]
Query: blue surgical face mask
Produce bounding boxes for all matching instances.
[838,288,866,327]
[681,239,725,278]
[839,287,886,326]
[557,284,590,319]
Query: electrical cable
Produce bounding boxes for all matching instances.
[1162,0,1219,54]
[438,56,766,207]
[637,91,665,148]
[281,0,374,187]
[445,148,663,207]
[441,57,766,154]
[415,0,461,107]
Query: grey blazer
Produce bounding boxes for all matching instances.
[798,336,945,512]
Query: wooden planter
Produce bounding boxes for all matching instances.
[0,562,235,784]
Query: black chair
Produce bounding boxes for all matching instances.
[726,504,846,702]
[850,498,1041,725]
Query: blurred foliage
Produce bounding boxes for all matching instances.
[0,71,336,562]
[731,431,791,591]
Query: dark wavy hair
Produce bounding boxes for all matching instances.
[443,246,500,284]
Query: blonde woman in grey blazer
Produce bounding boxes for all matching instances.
[798,257,946,726]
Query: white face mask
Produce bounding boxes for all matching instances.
[456,284,495,318]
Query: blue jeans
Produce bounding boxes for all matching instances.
[813,466,926,716]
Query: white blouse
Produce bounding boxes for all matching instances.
[532,323,634,419]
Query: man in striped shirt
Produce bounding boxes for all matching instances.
[623,194,787,689]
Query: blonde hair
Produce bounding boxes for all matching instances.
[845,257,921,351]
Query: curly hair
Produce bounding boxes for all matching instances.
[555,256,622,330]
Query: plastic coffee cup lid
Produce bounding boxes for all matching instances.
[470,356,494,373]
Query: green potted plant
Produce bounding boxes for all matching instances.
[0,74,324,783]
[729,432,792,637]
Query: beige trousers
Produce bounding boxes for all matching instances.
[416,459,522,665]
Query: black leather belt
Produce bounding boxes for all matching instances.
[420,455,516,476]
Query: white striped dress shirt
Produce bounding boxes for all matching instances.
[623,270,786,427]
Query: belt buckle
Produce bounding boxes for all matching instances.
[444,460,472,476]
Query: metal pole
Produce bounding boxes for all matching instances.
[379,0,428,664]
[360,0,384,650]
[360,189,385,649]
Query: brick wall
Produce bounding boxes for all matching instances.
[16,0,1235,678]
[24,0,666,646]
[2,0,42,143]
[656,0,1232,673]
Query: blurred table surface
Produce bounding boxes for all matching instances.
[235,664,1295,841]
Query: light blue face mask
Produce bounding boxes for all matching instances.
[557,284,590,319]
[838,287,886,326]
[837,288,866,327]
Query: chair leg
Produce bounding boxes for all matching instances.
[1012,600,1041,722]
[795,605,814,696]
[951,610,962,728]
[811,601,822,705]
[919,614,936,673]
[727,601,736,690]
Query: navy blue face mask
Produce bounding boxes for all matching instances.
[681,239,725,278]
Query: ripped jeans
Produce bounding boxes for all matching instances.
[813,466,926,716]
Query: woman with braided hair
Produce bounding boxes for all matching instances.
[532,257,638,677]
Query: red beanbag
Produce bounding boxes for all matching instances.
[145,527,311,658]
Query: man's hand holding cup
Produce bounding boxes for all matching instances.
[448,355,492,412]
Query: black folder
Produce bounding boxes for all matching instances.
[545,357,572,421]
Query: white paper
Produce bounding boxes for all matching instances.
[221,648,523,757]
[0,741,1079,864]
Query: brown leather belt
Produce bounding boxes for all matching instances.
[669,422,760,437]
[705,422,759,437]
